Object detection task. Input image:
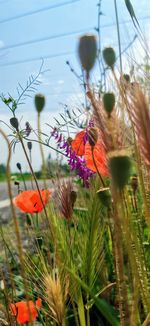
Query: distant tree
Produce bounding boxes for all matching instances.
[0,164,6,174]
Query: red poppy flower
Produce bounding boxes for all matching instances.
[10,298,42,324]
[71,130,86,156]
[84,140,109,176]
[13,189,51,214]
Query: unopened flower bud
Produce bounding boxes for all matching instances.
[70,190,77,208]
[35,93,45,113]
[108,153,132,189]
[10,117,19,131]
[88,127,98,147]
[102,47,116,68]
[14,180,20,186]
[27,142,32,151]
[78,34,97,75]
[67,137,73,146]
[97,187,111,207]
[123,74,130,83]
[103,92,115,117]
[16,162,22,171]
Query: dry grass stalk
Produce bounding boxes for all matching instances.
[128,85,150,169]
[58,179,77,221]
[44,273,66,326]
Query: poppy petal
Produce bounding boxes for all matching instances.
[71,130,86,156]
[84,141,109,176]
[13,189,51,214]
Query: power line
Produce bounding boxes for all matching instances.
[0,0,79,24]
[0,15,149,52]
[0,51,74,67]
[0,15,149,67]
[101,15,150,28]
[0,27,93,51]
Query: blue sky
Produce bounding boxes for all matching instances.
[0,0,150,171]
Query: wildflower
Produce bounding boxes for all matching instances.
[13,189,51,214]
[84,140,109,176]
[51,128,93,187]
[10,298,41,324]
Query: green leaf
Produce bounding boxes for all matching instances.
[65,267,119,326]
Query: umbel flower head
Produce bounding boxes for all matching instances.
[13,189,51,214]
[10,298,41,324]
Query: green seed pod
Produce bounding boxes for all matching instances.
[35,93,45,113]
[88,127,98,147]
[102,47,116,68]
[10,117,19,131]
[103,92,115,117]
[109,154,132,189]
[78,34,97,75]
[97,187,111,208]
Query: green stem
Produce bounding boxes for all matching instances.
[91,146,105,187]
[37,112,47,189]
[77,292,86,326]
[114,0,122,73]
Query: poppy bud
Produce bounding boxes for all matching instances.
[97,187,111,208]
[123,74,130,83]
[70,190,77,208]
[10,117,19,131]
[16,162,22,171]
[67,137,73,146]
[78,34,97,75]
[108,153,132,189]
[36,237,43,249]
[27,142,32,151]
[35,93,45,113]
[102,47,116,68]
[14,180,20,186]
[88,127,98,147]
[103,92,115,117]
[131,176,138,193]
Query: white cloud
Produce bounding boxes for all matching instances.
[0,40,4,49]
[58,80,64,85]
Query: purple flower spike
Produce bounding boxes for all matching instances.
[51,128,94,187]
